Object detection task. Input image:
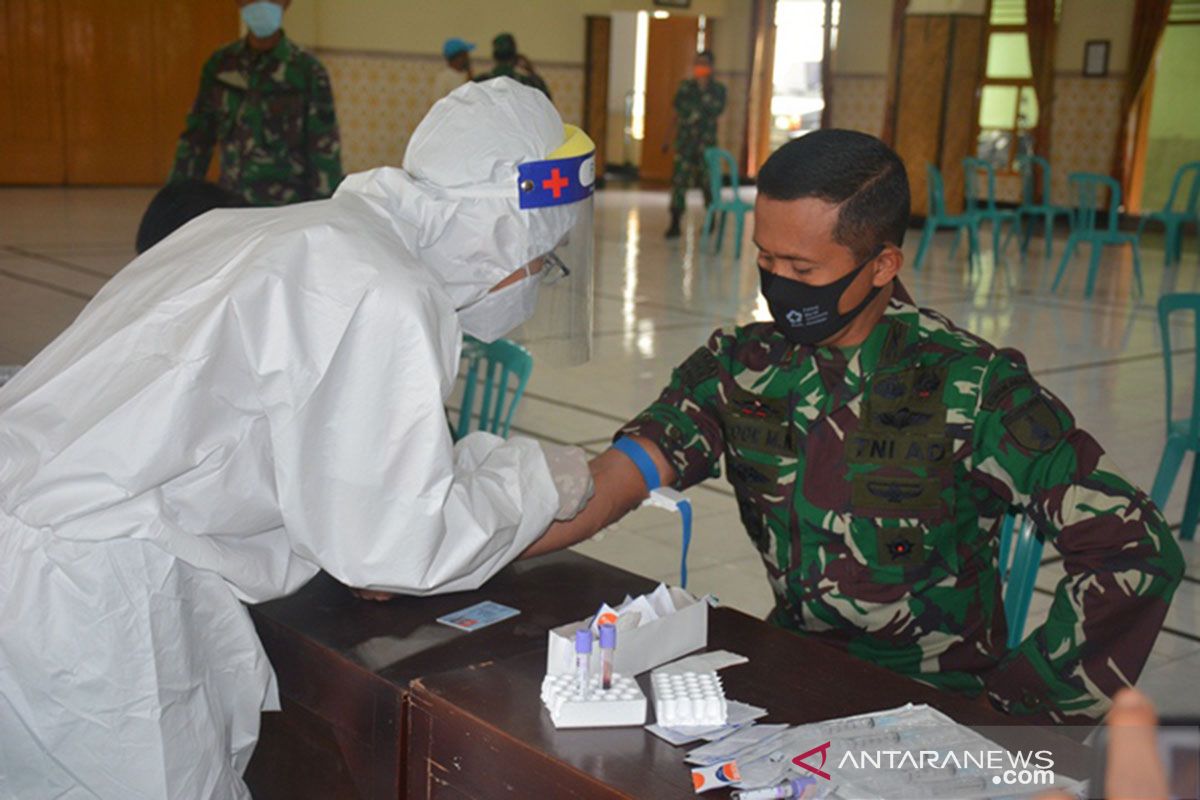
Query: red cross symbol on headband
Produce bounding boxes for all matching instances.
[543,168,570,199]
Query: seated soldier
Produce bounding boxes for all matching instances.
[525,130,1184,724]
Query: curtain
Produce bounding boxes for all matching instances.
[1112,0,1171,185]
[880,0,910,146]
[1025,0,1057,163]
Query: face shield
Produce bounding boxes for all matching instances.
[507,124,595,367]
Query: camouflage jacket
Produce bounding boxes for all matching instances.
[169,35,343,206]
[474,64,552,100]
[617,297,1182,722]
[673,79,726,153]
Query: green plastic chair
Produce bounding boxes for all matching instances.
[913,164,981,271]
[998,511,1044,649]
[1137,161,1200,268]
[963,157,1020,265]
[1051,173,1143,298]
[453,336,534,439]
[1015,155,1073,260]
[700,147,753,259]
[1150,293,1200,541]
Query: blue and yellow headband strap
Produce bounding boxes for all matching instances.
[517,124,596,209]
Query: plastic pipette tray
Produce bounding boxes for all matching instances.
[651,670,728,728]
[540,673,647,729]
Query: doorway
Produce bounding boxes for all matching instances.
[600,10,710,184]
[1132,18,1200,214]
[768,0,839,153]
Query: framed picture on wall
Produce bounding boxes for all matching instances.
[1083,40,1110,78]
[654,0,692,7]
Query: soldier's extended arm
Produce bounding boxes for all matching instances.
[524,337,728,558]
[521,437,675,559]
[169,57,220,182]
[305,62,343,199]
[970,354,1183,722]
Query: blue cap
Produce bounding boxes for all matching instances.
[599,624,616,649]
[443,38,475,59]
[575,630,593,654]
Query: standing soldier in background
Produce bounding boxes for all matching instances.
[665,50,725,239]
[474,33,552,100]
[169,0,343,206]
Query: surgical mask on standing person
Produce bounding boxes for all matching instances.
[456,265,541,342]
[693,65,713,79]
[759,246,886,345]
[241,1,283,38]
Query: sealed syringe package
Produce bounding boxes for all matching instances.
[546,583,709,678]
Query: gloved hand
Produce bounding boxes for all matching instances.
[540,442,595,521]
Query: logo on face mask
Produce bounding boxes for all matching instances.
[784,306,830,329]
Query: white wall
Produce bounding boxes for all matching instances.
[285,0,744,65]
[1055,0,1134,73]
[833,0,894,76]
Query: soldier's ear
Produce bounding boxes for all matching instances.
[872,244,903,287]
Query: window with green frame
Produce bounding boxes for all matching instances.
[976,0,1059,172]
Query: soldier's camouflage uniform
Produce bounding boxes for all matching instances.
[170,36,343,206]
[474,65,553,100]
[617,295,1183,722]
[670,78,726,213]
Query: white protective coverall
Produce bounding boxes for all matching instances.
[0,79,581,799]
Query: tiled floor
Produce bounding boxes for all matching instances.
[1,185,1198,716]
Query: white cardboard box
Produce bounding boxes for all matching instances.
[546,586,708,678]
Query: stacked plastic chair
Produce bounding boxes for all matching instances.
[1050,173,1143,298]
[1137,161,1200,268]
[701,147,754,259]
[913,164,981,271]
[453,336,534,439]
[1014,155,1072,260]
[963,157,1020,265]
[1150,293,1200,541]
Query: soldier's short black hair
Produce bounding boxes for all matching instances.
[697,50,714,65]
[136,180,245,254]
[757,129,910,262]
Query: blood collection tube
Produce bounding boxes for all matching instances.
[574,629,592,693]
[599,624,616,689]
[731,777,815,800]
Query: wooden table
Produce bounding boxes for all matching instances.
[245,551,661,799]
[407,606,1093,799]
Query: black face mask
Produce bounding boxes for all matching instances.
[759,247,886,345]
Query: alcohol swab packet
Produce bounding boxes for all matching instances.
[686,724,790,766]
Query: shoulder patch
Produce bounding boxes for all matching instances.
[983,372,1040,411]
[677,347,719,390]
[1002,394,1065,452]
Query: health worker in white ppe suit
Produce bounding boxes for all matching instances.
[0,78,596,800]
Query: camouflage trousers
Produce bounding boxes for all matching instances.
[670,150,713,213]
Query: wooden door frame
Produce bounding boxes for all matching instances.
[583,15,611,187]
[745,0,777,177]
[1124,62,1156,213]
